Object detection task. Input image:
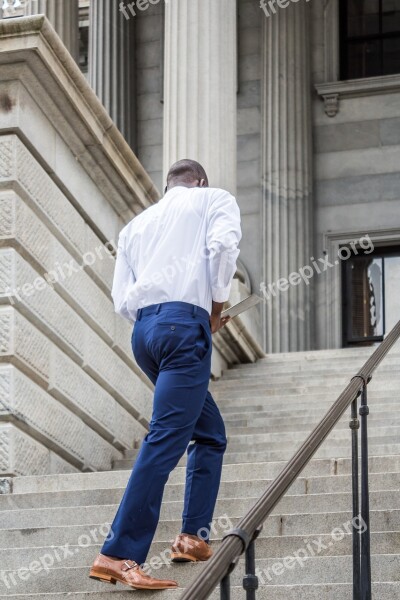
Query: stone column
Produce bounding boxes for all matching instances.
[88,0,136,150]
[261,2,313,354]
[163,0,237,193]
[26,0,79,61]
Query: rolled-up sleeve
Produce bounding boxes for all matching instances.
[206,190,242,303]
[111,233,136,322]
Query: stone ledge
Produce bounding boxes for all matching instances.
[315,74,400,117]
[0,15,160,226]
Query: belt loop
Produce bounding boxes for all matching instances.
[192,305,197,318]
[137,308,142,321]
[156,303,161,314]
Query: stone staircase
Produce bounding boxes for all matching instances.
[0,346,400,599]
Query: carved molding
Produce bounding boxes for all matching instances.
[316,73,400,117]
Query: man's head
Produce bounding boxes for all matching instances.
[165,159,209,193]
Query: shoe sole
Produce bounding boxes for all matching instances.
[89,569,177,590]
[171,552,210,563]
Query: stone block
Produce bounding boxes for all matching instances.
[0,135,118,297]
[315,120,380,154]
[0,249,85,362]
[0,306,51,385]
[49,347,116,442]
[316,172,400,207]
[137,117,164,146]
[137,92,163,121]
[0,191,54,272]
[238,80,261,109]
[84,327,152,424]
[138,144,163,174]
[137,67,162,95]
[239,0,263,29]
[84,225,115,292]
[239,26,261,57]
[136,14,163,43]
[238,106,261,136]
[137,40,162,70]
[236,185,262,215]
[49,452,79,475]
[0,364,121,471]
[10,136,86,257]
[239,54,261,83]
[237,133,261,162]
[237,159,260,188]
[53,243,115,343]
[0,423,50,477]
[380,118,400,146]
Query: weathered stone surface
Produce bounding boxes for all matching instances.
[49,347,146,449]
[0,423,49,477]
[84,328,152,423]
[53,243,115,343]
[0,248,85,362]
[0,306,51,385]
[0,364,122,471]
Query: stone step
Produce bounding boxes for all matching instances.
[218,398,398,413]
[2,530,399,571]
[213,374,400,390]
[8,455,400,494]
[1,490,399,529]
[2,471,399,512]
[226,415,400,436]
[222,445,400,464]
[218,367,400,382]
[1,508,399,550]
[213,385,398,401]
[221,357,400,375]
[3,582,398,600]
[226,424,400,443]
[0,555,398,595]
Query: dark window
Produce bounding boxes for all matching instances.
[340,0,400,79]
[342,245,400,346]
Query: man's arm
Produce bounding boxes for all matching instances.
[111,234,136,322]
[206,190,242,333]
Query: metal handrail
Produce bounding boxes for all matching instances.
[179,320,400,600]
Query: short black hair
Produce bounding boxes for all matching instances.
[166,159,209,188]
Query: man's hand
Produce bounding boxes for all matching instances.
[210,301,231,334]
[210,313,231,334]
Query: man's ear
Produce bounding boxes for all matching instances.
[199,179,206,188]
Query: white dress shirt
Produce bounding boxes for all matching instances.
[112,186,242,322]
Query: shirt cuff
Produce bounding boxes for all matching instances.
[212,284,232,303]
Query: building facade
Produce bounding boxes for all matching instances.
[0,0,399,475]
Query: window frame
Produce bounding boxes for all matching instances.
[339,0,400,80]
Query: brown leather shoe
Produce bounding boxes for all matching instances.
[89,554,178,590]
[171,533,213,562]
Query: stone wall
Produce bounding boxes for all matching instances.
[0,16,156,476]
[311,0,400,349]
[136,4,164,194]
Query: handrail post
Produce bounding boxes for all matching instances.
[243,527,262,599]
[350,396,360,600]
[220,573,231,600]
[360,381,372,599]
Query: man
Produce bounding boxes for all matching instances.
[89,159,242,590]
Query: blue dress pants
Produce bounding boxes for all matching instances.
[101,302,227,565]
